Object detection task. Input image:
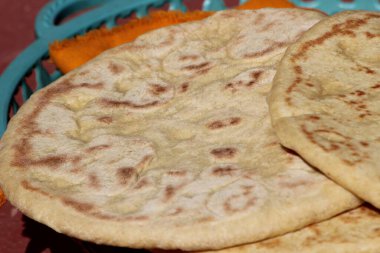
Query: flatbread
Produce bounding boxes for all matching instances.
[269,11,380,208]
[0,9,360,250]
[197,205,380,253]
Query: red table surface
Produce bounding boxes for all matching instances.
[0,1,239,252]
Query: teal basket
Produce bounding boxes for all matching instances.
[0,0,379,137]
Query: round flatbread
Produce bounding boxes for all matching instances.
[0,9,360,250]
[197,205,380,253]
[269,11,380,208]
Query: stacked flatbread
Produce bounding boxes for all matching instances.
[0,7,379,253]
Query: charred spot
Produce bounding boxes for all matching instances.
[125,215,149,221]
[371,83,380,89]
[365,31,379,39]
[207,120,224,129]
[78,70,90,76]
[305,82,314,87]
[117,167,135,185]
[360,141,369,147]
[294,65,303,75]
[180,83,189,93]
[134,178,149,190]
[167,170,187,177]
[354,90,366,96]
[78,82,104,89]
[244,41,287,58]
[308,115,320,121]
[257,238,282,249]
[32,155,67,168]
[293,17,370,61]
[224,194,257,213]
[179,55,200,61]
[62,198,94,212]
[164,185,176,201]
[279,179,310,189]
[108,62,124,74]
[21,180,51,197]
[88,173,101,188]
[230,117,241,125]
[97,116,113,124]
[211,147,237,159]
[286,77,302,94]
[150,84,168,95]
[182,62,210,71]
[100,98,159,108]
[86,144,111,153]
[212,166,238,176]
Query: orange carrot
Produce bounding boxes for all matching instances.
[0,188,5,208]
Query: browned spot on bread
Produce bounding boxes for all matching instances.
[360,141,369,147]
[77,82,104,89]
[241,185,254,196]
[224,194,257,213]
[257,238,282,249]
[117,167,135,185]
[89,173,101,188]
[97,116,113,124]
[280,179,311,189]
[136,155,153,170]
[180,83,189,93]
[211,147,237,159]
[207,117,242,130]
[125,215,149,221]
[179,55,199,61]
[11,80,106,172]
[293,15,380,61]
[182,62,210,71]
[100,98,159,108]
[86,144,111,153]
[294,65,303,75]
[167,170,187,177]
[33,155,67,168]
[70,167,82,174]
[305,82,314,87]
[134,178,149,189]
[71,156,81,165]
[244,41,287,58]
[164,185,176,201]
[258,21,276,32]
[150,84,168,95]
[371,83,380,89]
[365,31,380,38]
[354,90,366,96]
[207,120,224,129]
[286,77,302,94]
[230,117,241,125]
[21,180,51,197]
[62,198,94,212]
[308,115,320,121]
[78,70,89,76]
[108,62,124,74]
[212,166,238,176]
